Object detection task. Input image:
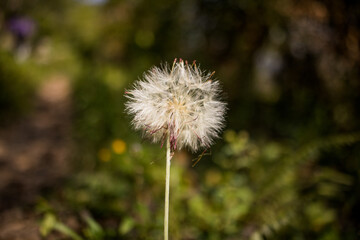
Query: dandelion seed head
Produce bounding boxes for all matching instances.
[125,59,226,152]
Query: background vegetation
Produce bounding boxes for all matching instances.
[0,0,359,239]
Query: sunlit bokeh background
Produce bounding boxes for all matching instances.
[0,0,359,239]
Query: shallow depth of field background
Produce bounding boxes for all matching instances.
[0,0,360,239]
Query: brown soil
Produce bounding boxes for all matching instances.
[0,75,71,240]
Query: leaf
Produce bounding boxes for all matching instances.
[39,213,56,236]
[54,222,84,240]
[119,217,135,235]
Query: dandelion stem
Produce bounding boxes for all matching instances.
[164,135,171,240]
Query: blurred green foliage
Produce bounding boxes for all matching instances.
[37,130,360,239]
[1,0,360,239]
[0,52,34,123]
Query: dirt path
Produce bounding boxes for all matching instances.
[0,75,71,240]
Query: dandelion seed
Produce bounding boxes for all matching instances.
[125,60,226,152]
[125,59,226,240]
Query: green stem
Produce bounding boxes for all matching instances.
[164,135,172,240]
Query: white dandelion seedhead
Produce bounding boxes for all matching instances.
[125,59,226,152]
